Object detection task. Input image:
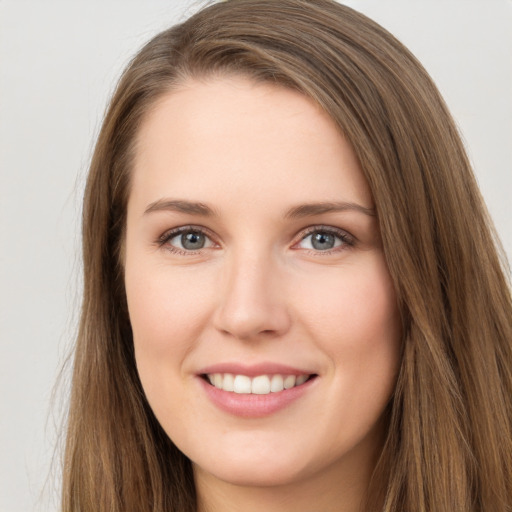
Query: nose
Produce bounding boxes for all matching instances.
[213,250,291,341]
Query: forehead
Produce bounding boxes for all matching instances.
[130,76,372,214]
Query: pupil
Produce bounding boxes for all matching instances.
[182,232,205,250]
[312,232,334,250]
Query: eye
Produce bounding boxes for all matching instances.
[159,227,216,253]
[295,227,353,252]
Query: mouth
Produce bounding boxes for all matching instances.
[201,373,317,395]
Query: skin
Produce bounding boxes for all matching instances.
[124,76,402,512]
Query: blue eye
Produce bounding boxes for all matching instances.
[297,228,352,251]
[162,228,215,252]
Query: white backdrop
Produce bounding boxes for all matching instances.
[1,1,510,511]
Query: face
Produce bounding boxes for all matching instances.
[124,77,401,492]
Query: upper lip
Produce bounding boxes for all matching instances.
[198,362,317,377]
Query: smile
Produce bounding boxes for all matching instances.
[205,373,312,394]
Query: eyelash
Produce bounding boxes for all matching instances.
[156,224,355,255]
[295,225,355,254]
[157,225,217,255]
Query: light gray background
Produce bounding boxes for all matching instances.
[1,1,511,511]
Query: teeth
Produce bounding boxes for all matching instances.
[283,375,296,389]
[270,374,284,392]
[296,375,308,385]
[223,373,234,392]
[251,375,271,395]
[213,373,223,388]
[206,373,311,394]
[233,375,252,394]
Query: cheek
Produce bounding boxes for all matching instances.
[297,257,401,400]
[298,258,399,342]
[125,262,215,357]
[124,261,217,424]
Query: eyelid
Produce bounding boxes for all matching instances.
[292,225,355,252]
[156,223,355,255]
[157,225,219,253]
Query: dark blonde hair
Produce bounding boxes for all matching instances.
[63,1,512,510]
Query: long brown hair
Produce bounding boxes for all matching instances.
[62,1,512,510]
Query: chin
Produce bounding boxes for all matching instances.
[192,449,312,488]
[199,466,306,488]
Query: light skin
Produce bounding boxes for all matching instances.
[124,76,401,512]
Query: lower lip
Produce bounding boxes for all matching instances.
[199,376,317,418]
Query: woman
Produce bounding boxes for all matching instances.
[62,1,512,510]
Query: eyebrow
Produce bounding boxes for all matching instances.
[144,199,375,218]
[144,199,217,217]
[284,201,375,219]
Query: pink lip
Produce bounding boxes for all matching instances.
[198,362,314,377]
[197,373,318,418]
